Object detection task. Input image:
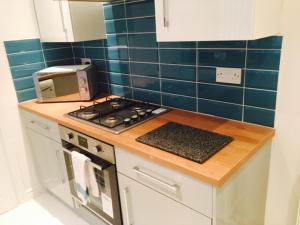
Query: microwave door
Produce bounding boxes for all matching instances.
[38,73,80,102]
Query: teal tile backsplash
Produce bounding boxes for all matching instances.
[4,38,74,102]
[4,0,282,128]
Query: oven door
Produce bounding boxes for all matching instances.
[62,146,122,225]
[35,72,82,102]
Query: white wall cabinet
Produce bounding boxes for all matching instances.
[155,0,282,41]
[33,0,106,42]
[21,110,72,207]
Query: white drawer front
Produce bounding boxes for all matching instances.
[115,147,213,218]
[22,110,60,142]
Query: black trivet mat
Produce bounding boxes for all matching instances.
[136,122,234,164]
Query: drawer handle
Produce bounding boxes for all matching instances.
[133,167,179,193]
[30,120,49,130]
[123,187,134,225]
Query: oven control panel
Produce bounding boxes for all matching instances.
[59,125,115,164]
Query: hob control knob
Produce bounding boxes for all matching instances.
[93,145,103,153]
[124,118,131,125]
[131,114,138,121]
[65,133,74,141]
[146,109,153,115]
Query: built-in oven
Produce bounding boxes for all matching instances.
[59,125,122,225]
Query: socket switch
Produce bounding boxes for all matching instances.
[216,67,242,85]
[81,58,92,65]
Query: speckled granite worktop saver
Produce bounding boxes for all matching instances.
[136,122,234,164]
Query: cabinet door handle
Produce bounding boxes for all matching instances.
[30,120,49,130]
[133,167,179,193]
[123,187,134,225]
[163,0,169,27]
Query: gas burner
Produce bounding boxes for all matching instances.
[100,115,124,128]
[77,111,98,120]
[110,101,121,109]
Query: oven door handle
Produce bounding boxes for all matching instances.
[62,147,104,171]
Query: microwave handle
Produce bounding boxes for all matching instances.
[62,147,106,171]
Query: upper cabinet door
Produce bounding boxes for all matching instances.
[34,0,106,42]
[155,0,282,41]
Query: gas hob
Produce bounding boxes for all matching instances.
[67,97,169,134]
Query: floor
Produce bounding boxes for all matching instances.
[0,194,90,225]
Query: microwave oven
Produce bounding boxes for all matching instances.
[33,65,106,103]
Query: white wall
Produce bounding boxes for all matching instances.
[0,0,41,204]
[265,0,300,224]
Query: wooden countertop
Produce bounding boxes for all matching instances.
[19,97,275,187]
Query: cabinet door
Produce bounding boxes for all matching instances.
[155,0,253,41]
[118,173,211,225]
[28,129,72,207]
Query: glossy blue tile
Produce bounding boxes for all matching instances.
[248,36,283,49]
[93,60,107,71]
[198,99,243,120]
[127,17,156,33]
[132,76,160,91]
[84,40,104,47]
[16,88,36,102]
[104,4,125,20]
[160,65,196,81]
[46,58,74,67]
[246,50,281,70]
[198,67,244,86]
[162,79,196,97]
[5,39,41,54]
[106,48,129,60]
[43,48,73,61]
[14,77,35,91]
[106,20,127,34]
[162,94,196,112]
[128,33,157,48]
[110,84,132,98]
[244,106,275,127]
[97,71,109,83]
[198,50,246,68]
[159,42,196,49]
[245,70,278,91]
[107,61,129,74]
[197,41,246,49]
[160,49,196,65]
[10,63,45,79]
[106,34,128,47]
[85,47,105,59]
[245,89,277,109]
[109,73,130,86]
[73,47,85,58]
[129,49,158,62]
[130,62,159,77]
[41,42,71,49]
[133,89,161,105]
[7,51,44,67]
[125,0,154,18]
[198,83,243,104]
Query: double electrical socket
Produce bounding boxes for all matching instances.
[216,67,242,85]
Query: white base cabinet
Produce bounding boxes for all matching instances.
[116,141,272,225]
[21,110,72,207]
[118,173,211,225]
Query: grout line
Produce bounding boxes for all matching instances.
[10,61,46,69]
[242,41,248,122]
[123,0,134,99]
[196,42,199,112]
[105,15,155,22]
[70,43,75,65]
[7,49,43,56]
[158,42,163,105]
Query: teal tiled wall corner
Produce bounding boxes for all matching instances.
[4,39,74,102]
[4,0,282,128]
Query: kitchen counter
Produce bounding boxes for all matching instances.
[19,97,275,186]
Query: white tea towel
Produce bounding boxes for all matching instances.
[87,163,100,198]
[71,151,90,205]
